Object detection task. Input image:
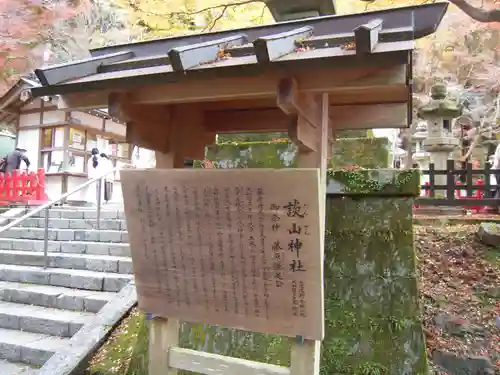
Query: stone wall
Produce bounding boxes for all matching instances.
[201,137,389,170]
[324,169,426,374]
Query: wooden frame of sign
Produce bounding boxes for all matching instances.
[134,92,329,375]
[100,33,412,372]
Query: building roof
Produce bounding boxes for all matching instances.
[31,3,448,99]
[0,78,38,125]
[0,76,125,125]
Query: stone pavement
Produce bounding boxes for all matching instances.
[0,206,132,374]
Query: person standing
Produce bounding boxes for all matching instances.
[4,146,30,173]
[492,144,500,214]
[86,148,102,204]
[100,153,114,204]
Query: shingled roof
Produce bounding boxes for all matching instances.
[31,3,448,99]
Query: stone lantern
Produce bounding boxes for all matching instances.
[412,120,431,182]
[418,83,461,196]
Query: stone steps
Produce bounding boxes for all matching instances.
[34,209,125,220]
[0,327,69,367]
[1,227,128,243]
[0,281,115,313]
[0,264,132,292]
[0,300,94,337]
[0,238,130,257]
[13,218,127,231]
[0,359,39,374]
[0,250,133,274]
[0,205,131,370]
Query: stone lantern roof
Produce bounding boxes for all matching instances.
[417,83,462,119]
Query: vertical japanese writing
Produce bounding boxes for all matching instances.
[154,187,171,303]
[246,187,260,318]
[213,187,229,313]
[285,198,308,318]
[192,187,209,312]
[235,186,249,316]
[135,184,149,261]
[224,187,239,315]
[299,281,306,318]
[164,186,180,306]
[256,188,269,319]
[173,187,191,307]
[270,204,284,288]
[144,186,162,293]
[183,185,198,299]
[203,187,219,312]
[291,280,299,317]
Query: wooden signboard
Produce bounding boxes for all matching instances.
[121,168,325,340]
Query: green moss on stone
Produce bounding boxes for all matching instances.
[323,197,427,374]
[327,168,420,196]
[201,138,389,170]
[330,137,389,170]
[216,133,287,143]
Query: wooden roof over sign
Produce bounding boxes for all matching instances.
[27,3,448,153]
[32,3,447,99]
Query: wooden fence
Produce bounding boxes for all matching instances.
[415,159,500,208]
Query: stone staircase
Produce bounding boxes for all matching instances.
[0,206,132,374]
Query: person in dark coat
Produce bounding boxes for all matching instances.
[5,147,30,173]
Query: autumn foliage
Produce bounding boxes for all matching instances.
[0,0,83,92]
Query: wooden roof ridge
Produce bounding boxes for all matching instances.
[88,2,447,58]
[31,2,448,99]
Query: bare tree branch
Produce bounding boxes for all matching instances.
[460,93,500,161]
[127,0,260,18]
[448,0,500,23]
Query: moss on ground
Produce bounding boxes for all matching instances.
[88,309,148,375]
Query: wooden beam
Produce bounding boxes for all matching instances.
[108,93,172,153]
[58,91,115,111]
[205,108,288,133]
[169,104,216,160]
[288,116,318,152]
[328,84,408,106]
[354,19,383,55]
[131,64,407,105]
[168,34,247,72]
[330,103,408,129]
[169,347,290,375]
[35,51,134,86]
[277,78,334,130]
[277,77,335,151]
[108,93,171,124]
[205,103,409,133]
[201,98,276,110]
[200,84,408,110]
[253,26,313,63]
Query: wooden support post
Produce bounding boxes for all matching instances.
[148,104,213,374]
[290,93,329,375]
[149,317,180,375]
[148,147,183,375]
